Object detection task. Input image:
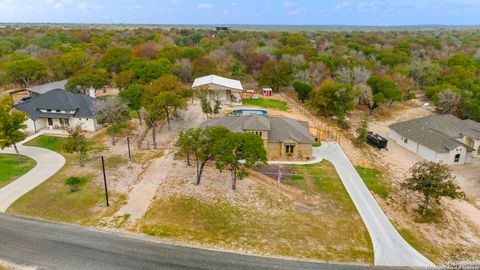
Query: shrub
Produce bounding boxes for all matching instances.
[65,176,88,192]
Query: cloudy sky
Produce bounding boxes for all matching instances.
[0,0,479,25]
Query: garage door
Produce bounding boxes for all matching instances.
[417,145,436,161]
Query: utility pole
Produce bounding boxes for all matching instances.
[127,136,132,168]
[101,156,109,207]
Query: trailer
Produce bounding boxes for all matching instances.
[367,132,388,149]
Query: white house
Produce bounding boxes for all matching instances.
[192,74,244,105]
[14,89,101,132]
[388,115,480,165]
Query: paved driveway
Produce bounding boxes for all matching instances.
[0,134,65,212]
[317,142,434,267]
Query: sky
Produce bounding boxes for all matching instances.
[0,0,479,26]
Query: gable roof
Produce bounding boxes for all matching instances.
[192,75,243,91]
[200,115,315,144]
[389,114,479,153]
[26,80,68,95]
[14,89,99,120]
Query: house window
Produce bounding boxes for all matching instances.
[285,145,295,154]
[403,137,408,144]
[254,131,262,137]
[59,118,69,126]
[47,118,53,126]
[454,154,461,163]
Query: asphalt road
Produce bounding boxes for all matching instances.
[0,214,414,270]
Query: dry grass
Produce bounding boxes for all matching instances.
[137,161,373,264]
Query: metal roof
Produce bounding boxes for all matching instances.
[192,75,243,91]
[26,80,68,95]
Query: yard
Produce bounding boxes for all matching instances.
[7,135,125,225]
[137,160,373,264]
[0,154,36,189]
[242,98,289,111]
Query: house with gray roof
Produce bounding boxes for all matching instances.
[192,75,244,105]
[388,114,480,165]
[14,89,101,132]
[200,115,315,160]
[26,80,68,96]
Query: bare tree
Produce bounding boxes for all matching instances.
[95,96,130,145]
[308,61,328,85]
[335,66,353,85]
[437,89,462,115]
[351,66,371,86]
[175,58,192,83]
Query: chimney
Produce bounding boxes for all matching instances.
[88,86,96,98]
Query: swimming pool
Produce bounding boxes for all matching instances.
[231,109,268,116]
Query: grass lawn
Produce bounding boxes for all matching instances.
[138,161,373,264]
[8,135,123,225]
[0,154,36,188]
[242,98,289,111]
[355,166,390,199]
[24,135,65,152]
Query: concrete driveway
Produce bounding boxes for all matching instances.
[317,142,434,267]
[0,134,65,212]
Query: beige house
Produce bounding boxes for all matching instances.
[200,115,315,160]
[389,115,480,165]
[192,74,243,105]
[14,89,101,133]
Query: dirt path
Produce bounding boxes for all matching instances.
[114,153,174,221]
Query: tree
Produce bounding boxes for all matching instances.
[293,80,313,103]
[113,70,135,91]
[366,76,403,113]
[437,89,462,115]
[176,127,229,185]
[152,91,184,130]
[62,124,91,166]
[2,57,47,87]
[215,132,267,190]
[355,116,369,146]
[127,58,172,83]
[60,51,91,77]
[98,46,133,73]
[258,60,292,92]
[0,97,27,161]
[65,72,109,94]
[309,80,354,125]
[95,96,129,145]
[118,84,145,124]
[402,161,466,216]
[65,176,88,192]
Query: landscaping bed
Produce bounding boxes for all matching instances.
[242,98,289,111]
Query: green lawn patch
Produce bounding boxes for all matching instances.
[24,135,66,152]
[243,98,289,111]
[355,166,390,199]
[0,154,36,188]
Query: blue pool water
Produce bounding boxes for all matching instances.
[231,109,268,116]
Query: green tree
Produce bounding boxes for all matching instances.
[152,91,184,131]
[309,81,354,125]
[355,116,369,146]
[62,125,91,166]
[215,132,267,190]
[60,51,91,77]
[119,84,145,124]
[402,161,466,216]
[366,76,403,113]
[2,57,47,87]
[65,176,88,192]
[258,60,293,92]
[293,80,313,103]
[127,58,172,83]
[0,97,27,161]
[176,127,229,185]
[98,46,133,73]
[65,72,109,94]
[113,70,135,91]
[95,96,129,145]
